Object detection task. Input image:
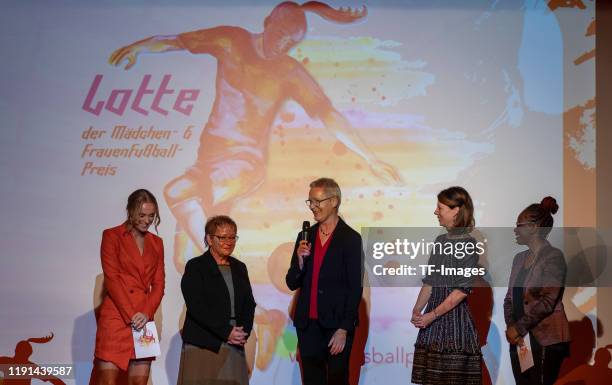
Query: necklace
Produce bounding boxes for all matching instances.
[319,217,338,237]
[320,224,336,236]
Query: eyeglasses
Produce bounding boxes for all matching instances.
[211,234,239,243]
[515,222,535,227]
[305,196,336,208]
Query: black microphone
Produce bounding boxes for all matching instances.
[302,221,310,243]
[299,221,311,270]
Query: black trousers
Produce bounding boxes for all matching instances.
[509,334,569,385]
[296,320,354,385]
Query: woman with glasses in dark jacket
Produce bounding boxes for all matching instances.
[177,215,256,385]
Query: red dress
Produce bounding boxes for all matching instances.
[94,223,165,370]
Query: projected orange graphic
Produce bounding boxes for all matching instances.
[109,1,402,272]
[0,334,66,385]
[109,1,395,374]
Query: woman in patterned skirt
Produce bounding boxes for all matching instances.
[411,186,482,385]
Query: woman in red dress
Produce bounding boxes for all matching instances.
[94,189,165,385]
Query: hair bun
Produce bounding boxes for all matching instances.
[540,196,559,215]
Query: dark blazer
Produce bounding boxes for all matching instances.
[286,217,363,333]
[503,241,571,346]
[181,250,256,352]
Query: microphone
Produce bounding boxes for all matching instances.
[299,221,311,269]
[302,221,310,243]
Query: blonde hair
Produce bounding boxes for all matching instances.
[125,189,160,233]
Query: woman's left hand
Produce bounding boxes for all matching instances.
[413,312,436,328]
[505,325,522,345]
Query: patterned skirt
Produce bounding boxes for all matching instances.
[411,287,482,385]
[411,347,482,385]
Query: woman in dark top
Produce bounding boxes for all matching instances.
[411,186,482,385]
[504,197,570,385]
[178,215,256,385]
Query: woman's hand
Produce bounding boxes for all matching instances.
[413,312,436,329]
[297,240,311,270]
[328,329,347,355]
[228,326,248,346]
[505,325,523,345]
[410,309,422,326]
[506,326,523,345]
[131,312,149,330]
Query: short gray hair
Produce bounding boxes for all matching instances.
[309,177,341,208]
